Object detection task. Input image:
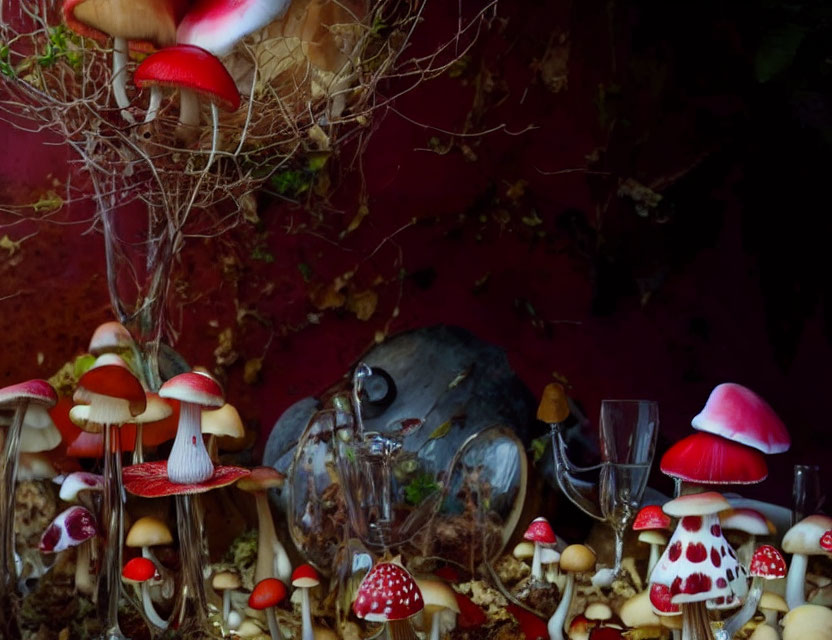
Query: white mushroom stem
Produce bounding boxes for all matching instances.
[547,572,574,640]
[207,102,219,169]
[253,491,291,583]
[75,540,94,596]
[647,543,661,578]
[428,609,456,640]
[141,578,168,630]
[167,402,213,484]
[222,589,232,624]
[721,576,764,639]
[786,553,808,609]
[111,36,135,123]
[132,422,144,465]
[531,543,543,581]
[265,606,281,640]
[177,88,200,134]
[300,587,313,640]
[144,87,162,124]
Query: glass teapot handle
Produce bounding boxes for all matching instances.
[550,424,604,521]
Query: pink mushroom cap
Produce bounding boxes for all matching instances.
[691,383,790,454]
[159,371,225,409]
[0,379,57,409]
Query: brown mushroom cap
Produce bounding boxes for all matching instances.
[125,516,173,547]
[212,570,242,591]
[236,466,285,493]
[65,0,185,47]
[201,403,244,439]
[560,544,596,573]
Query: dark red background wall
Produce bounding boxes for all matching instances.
[2,0,830,507]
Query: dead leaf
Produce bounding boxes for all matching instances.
[347,289,378,321]
[244,357,263,385]
[0,235,22,256]
[506,179,528,202]
[429,420,452,440]
[347,204,369,233]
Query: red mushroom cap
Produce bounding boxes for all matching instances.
[0,379,57,409]
[749,545,787,579]
[248,578,287,610]
[158,370,225,409]
[176,0,289,56]
[692,383,790,454]
[134,44,241,112]
[291,564,320,588]
[78,354,146,417]
[123,460,249,497]
[660,432,768,485]
[122,556,157,583]
[649,582,681,615]
[523,517,556,544]
[633,505,672,531]
[821,530,832,553]
[353,562,424,622]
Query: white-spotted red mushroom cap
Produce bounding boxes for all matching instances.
[692,383,790,454]
[176,0,290,56]
[719,508,771,536]
[523,517,556,544]
[783,514,832,555]
[291,564,320,589]
[0,379,57,409]
[662,492,731,518]
[660,432,768,485]
[39,506,97,553]
[651,504,746,605]
[634,505,672,531]
[821,530,832,553]
[749,545,787,579]
[59,471,104,502]
[353,562,424,622]
[159,371,224,409]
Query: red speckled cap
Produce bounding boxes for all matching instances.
[353,562,423,622]
[523,517,556,544]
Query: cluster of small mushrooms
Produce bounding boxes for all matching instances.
[1,322,832,640]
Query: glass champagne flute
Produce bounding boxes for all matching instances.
[595,400,658,585]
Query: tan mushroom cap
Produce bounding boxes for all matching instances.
[513,541,535,560]
[212,570,242,591]
[638,530,668,546]
[201,403,244,439]
[125,516,173,547]
[236,466,285,493]
[759,591,788,614]
[782,604,832,640]
[584,602,612,621]
[620,589,661,629]
[130,393,173,424]
[560,544,596,573]
[415,579,460,613]
[663,491,731,517]
[783,514,832,555]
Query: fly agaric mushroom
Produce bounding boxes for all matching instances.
[782,514,832,609]
[634,504,672,579]
[122,370,249,634]
[39,505,98,596]
[74,353,146,639]
[524,516,557,582]
[133,44,240,167]
[650,492,746,640]
[414,578,460,640]
[353,562,424,640]
[249,578,288,640]
[237,466,290,583]
[691,383,790,454]
[548,544,596,640]
[126,516,172,630]
[292,564,320,640]
[62,0,189,121]
[0,379,57,592]
[716,545,787,640]
[176,0,290,56]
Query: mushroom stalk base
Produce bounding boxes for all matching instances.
[785,552,808,610]
[301,588,314,640]
[682,601,714,640]
[265,607,281,640]
[547,573,574,640]
[98,423,128,640]
[254,492,291,583]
